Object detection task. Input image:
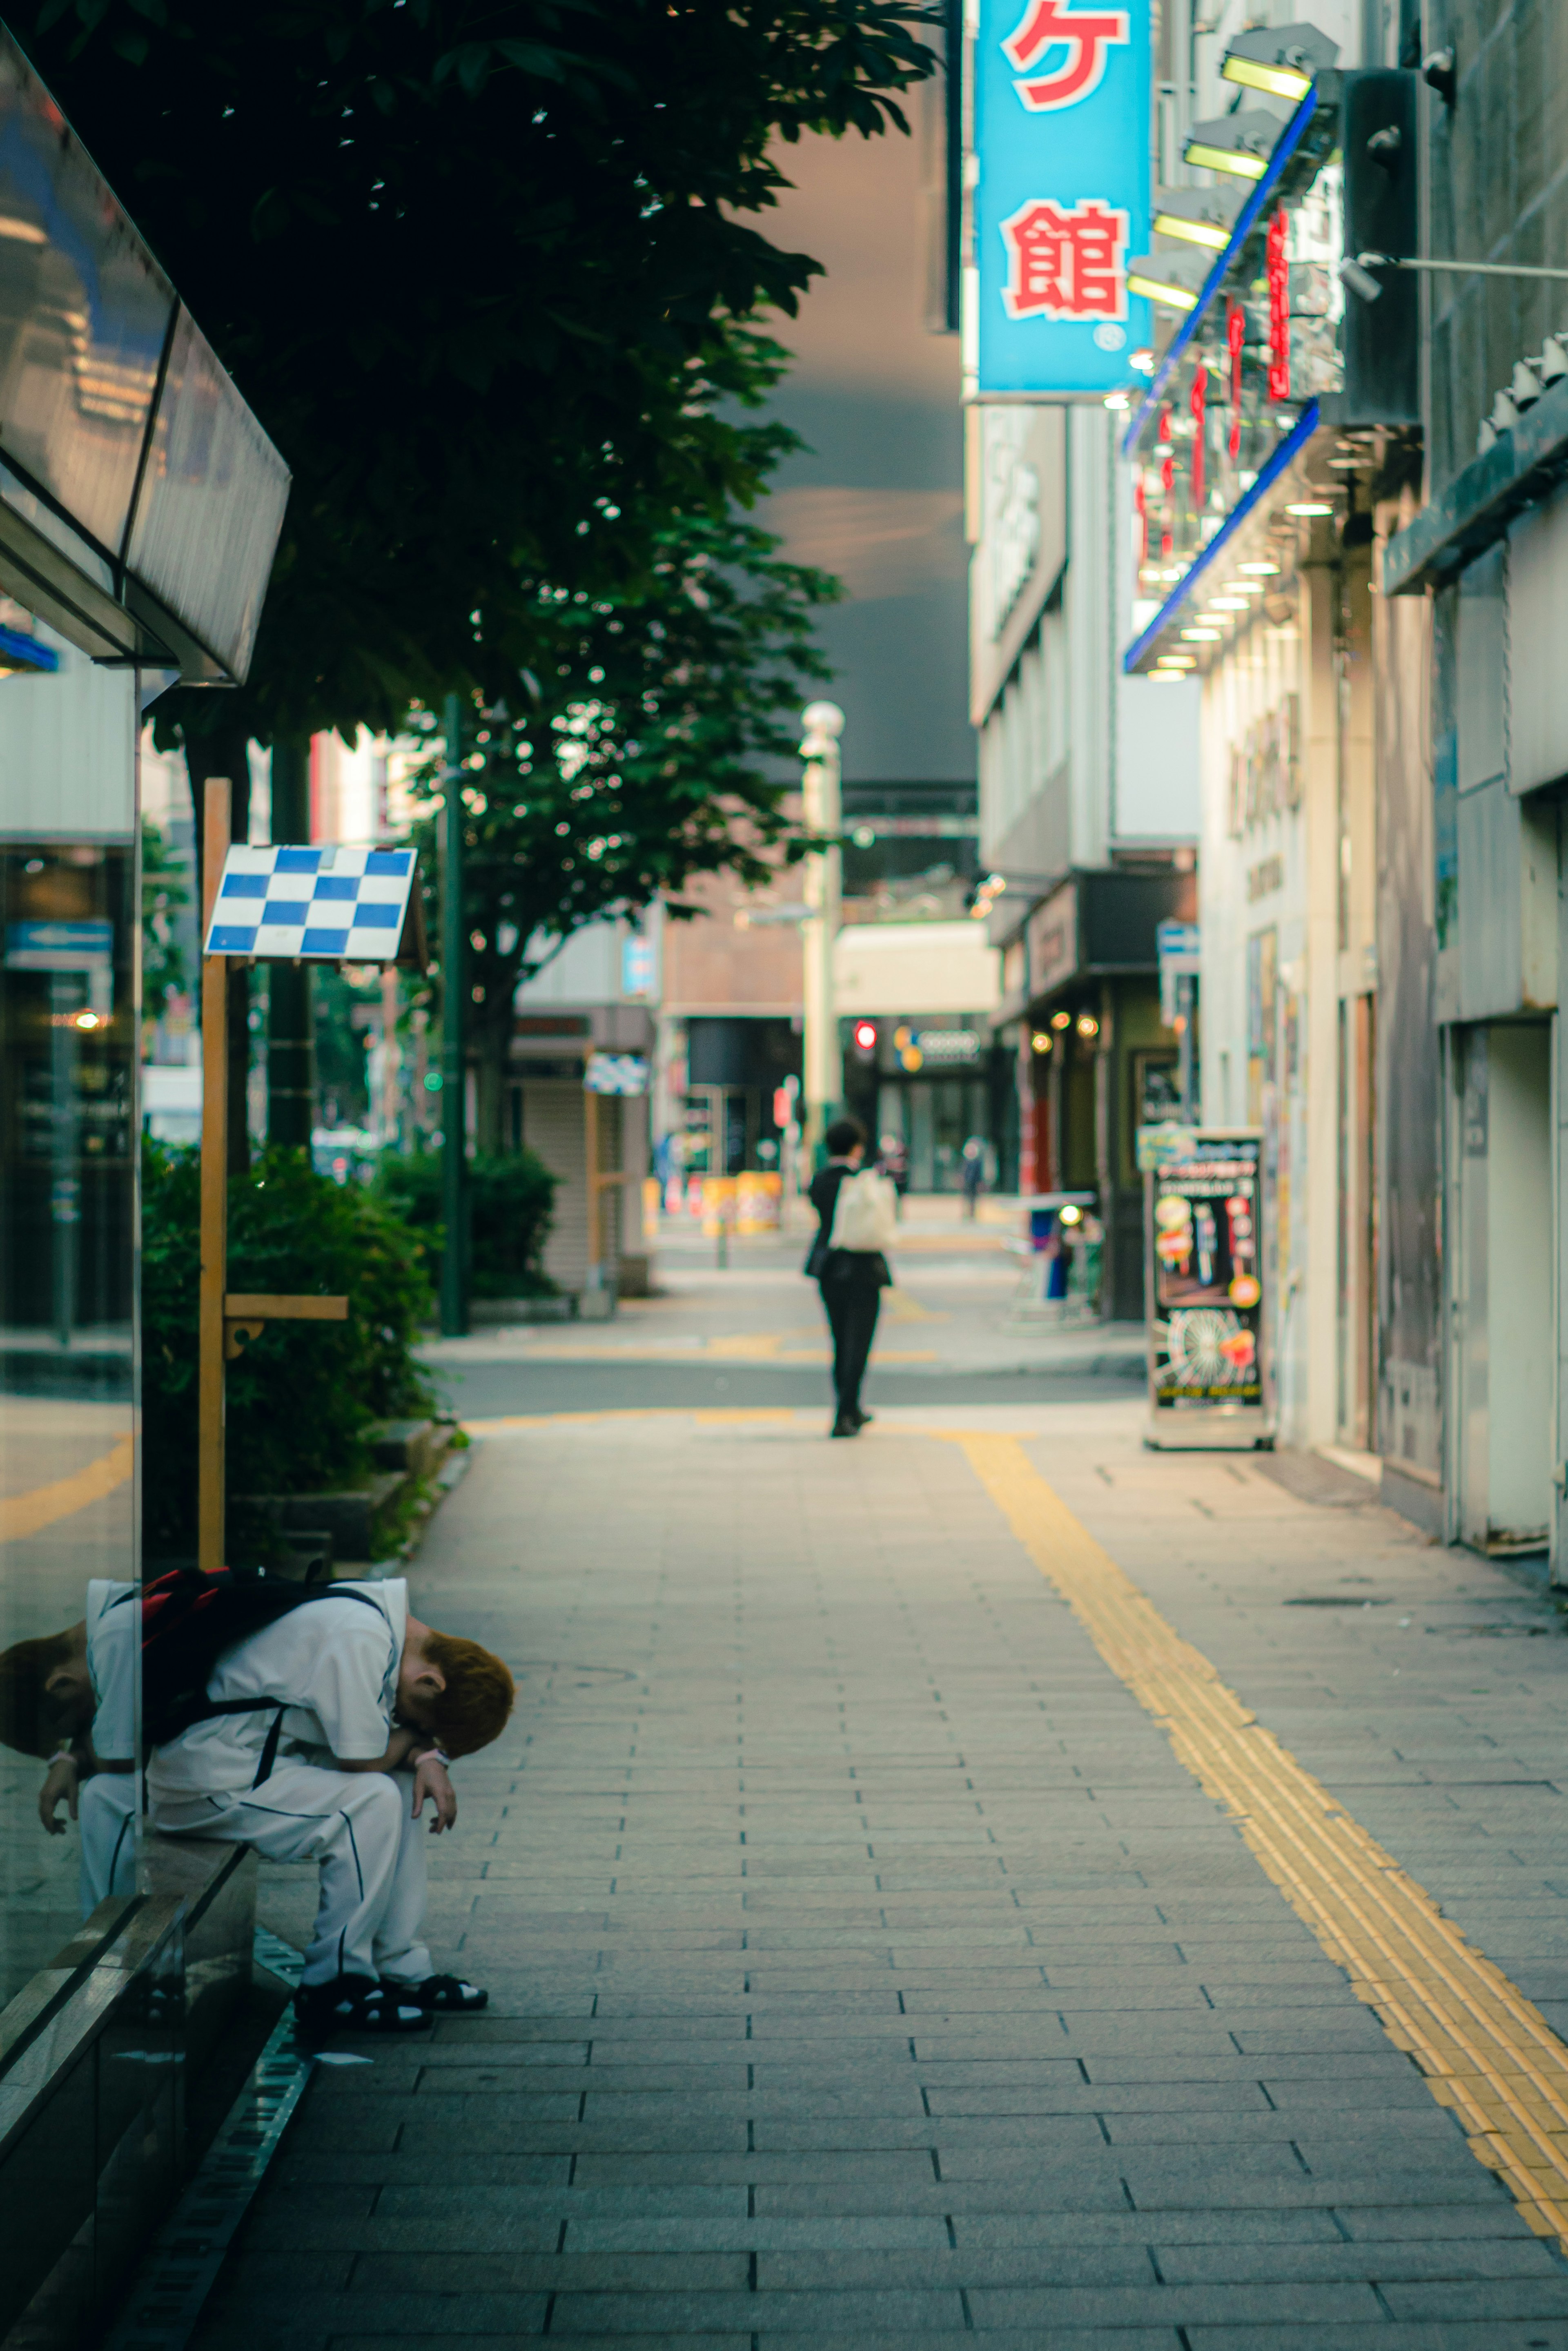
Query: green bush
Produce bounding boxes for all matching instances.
[142,1141,435,1558]
[374,1148,558,1300]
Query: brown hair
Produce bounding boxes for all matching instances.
[423,1633,515,1758]
[0,1630,78,1757]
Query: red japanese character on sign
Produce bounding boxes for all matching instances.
[1190,366,1208,511]
[1134,475,1148,564]
[1003,0,1130,111]
[1001,199,1128,321]
[1227,301,1245,460]
[1266,210,1290,402]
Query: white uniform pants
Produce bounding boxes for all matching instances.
[151,1763,432,1987]
[79,1772,137,1914]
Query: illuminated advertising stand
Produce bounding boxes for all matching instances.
[1143,1129,1270,1448]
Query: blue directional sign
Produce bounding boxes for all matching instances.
[972,0,1153,397]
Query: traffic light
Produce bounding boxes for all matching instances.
[851,1020,879,1063]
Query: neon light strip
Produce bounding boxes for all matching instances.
[1120,86,1321,461]
[1121,400,1321,674]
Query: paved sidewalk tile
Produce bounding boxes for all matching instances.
[192,1402,1568,2347]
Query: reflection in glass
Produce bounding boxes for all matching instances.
[0,839,136,2008]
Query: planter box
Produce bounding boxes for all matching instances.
[468,1295,574,1325]
[234,1471,405,1561]
[370,1417,447,1478]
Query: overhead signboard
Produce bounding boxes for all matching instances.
[970,0,1152,399]
[585,1052,650,1097]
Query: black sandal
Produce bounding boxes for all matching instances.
[402,1973,488,2013]
[294,1973,433,2040]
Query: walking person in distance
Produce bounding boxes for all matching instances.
[806,1114,895,1439]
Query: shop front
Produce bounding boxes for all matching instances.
[1119,62,1419,1444]
[840,1013,1008,1194]
[1012,869,1193,1320]
[0,32,288,2347]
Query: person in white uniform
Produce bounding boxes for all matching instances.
[0,1580,138,1912]
[146,1578,514,2038]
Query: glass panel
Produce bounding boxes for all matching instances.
[126,306,291,681]
[0,771,137,2010]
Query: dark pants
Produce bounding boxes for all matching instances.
[820,1279,880,1420]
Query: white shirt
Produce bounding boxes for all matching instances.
[86,1578,137,1762]
[147,1580,407,1803]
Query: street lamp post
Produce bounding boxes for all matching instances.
[799,702,845,1176]
[440,693,469,1338]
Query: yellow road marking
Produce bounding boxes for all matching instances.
[692,1408,800,1425]
[462,1408,808,1435]
[0,1435,134,1543]
[882,1289,947,1325]
[463,1343,938,1367]
[956,1431,1568,2249]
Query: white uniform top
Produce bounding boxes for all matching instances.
[85,1579,137,1763]
[148,1581,408,1803]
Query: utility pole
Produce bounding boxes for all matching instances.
[799,701,845,1174]
[439,693,469,1337]
[267,734,317,1149]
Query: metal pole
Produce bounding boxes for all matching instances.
[583,1079,601,1290]
[440,694,469,1338]
[800,702,844,1173]
[50,972,80,1349]
[198,777,232,1574]
[267,735,316,1149]
[1357,251,1568,282]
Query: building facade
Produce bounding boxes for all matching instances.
[1378,0,1568,1560]
[969,399,1200,1313]
[1116,5,1439,1461]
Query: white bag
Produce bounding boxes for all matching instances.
[829,1169,898,1254]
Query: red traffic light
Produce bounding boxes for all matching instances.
[853,1021,878,1052]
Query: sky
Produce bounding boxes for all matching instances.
[755,120,974,790]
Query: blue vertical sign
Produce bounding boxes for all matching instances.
[972,0,1153,397]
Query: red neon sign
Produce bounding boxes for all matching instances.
[1266,210,1290,402]
[1189,366,1207,511]
[1227,301,1245,459]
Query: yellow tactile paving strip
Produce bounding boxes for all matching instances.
[957,1430,1568,2250]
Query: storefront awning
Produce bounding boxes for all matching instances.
[1382,369,1568,597]
[0,33,289,683]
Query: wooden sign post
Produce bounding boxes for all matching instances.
[194,809,425,1571]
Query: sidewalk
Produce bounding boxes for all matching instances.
[205,1401,1568,2347]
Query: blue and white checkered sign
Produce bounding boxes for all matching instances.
[204,845,417,963]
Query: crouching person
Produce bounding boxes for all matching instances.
[146,1574,513,2039]
[0,1580,138,1914]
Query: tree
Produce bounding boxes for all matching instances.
[404,509,839,1147]
[140,819,191,1018]
[18,0,935,753]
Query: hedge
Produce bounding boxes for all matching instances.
[142,1141,434,1558]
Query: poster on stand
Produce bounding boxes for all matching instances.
[1144,1128,1269,1447]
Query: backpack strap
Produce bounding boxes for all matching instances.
[251,1705,287,1790]
[234,1587,394,1789]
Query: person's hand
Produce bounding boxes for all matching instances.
[39,1755,79,1834]
[411,1752,456,1833]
